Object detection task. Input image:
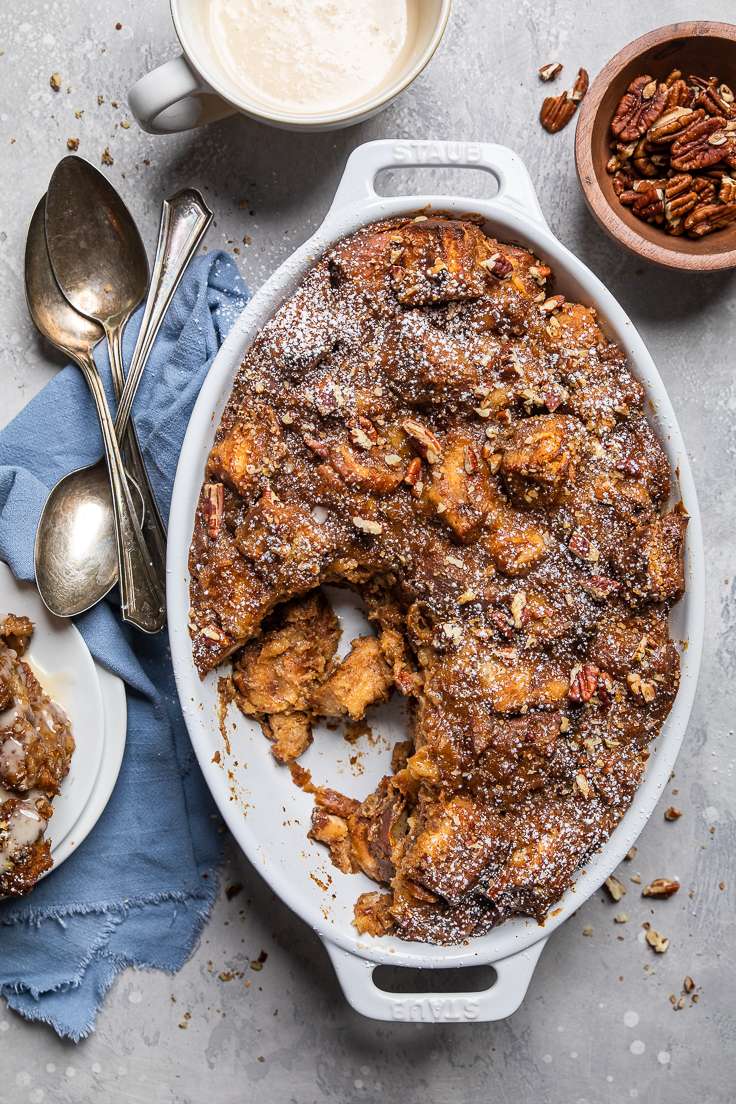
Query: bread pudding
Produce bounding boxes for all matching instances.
[0,614,74,897]
[189,215,686,945]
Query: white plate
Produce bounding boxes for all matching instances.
[0,562,126,878]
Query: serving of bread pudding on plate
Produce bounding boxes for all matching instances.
[0,614,74,897]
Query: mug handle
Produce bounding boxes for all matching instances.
[128,55,236,134]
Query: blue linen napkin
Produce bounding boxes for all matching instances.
[0,251,250,1041]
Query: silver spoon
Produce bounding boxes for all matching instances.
[31,189,212,623]
[44,155,167,598]
[27,198,165,632]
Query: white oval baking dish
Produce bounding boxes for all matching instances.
[167,139,704,1023]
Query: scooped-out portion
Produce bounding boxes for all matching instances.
[0,614,75,897]
[189,214,686,945]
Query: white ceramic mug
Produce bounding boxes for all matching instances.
[128,0,452,135]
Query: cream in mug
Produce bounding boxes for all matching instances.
[204,0,418,115]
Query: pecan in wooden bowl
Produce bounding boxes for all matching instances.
[575,22,736,270]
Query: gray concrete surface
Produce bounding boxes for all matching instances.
[1,1,734,1101]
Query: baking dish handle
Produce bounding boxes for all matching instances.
[324,936,548,1023]
[326,139,549,227]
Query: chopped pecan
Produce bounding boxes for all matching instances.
[664,805,682,821]
[604,874,627,902]
[402,418,443,462]
[670,115,729,170]
[611,75,667,141]
[352,516,383,535]
[642,877,680,899]
[585,574,621,599]
[202,482,224,540]
[356,415,378,443]
[510,591,527,628]
[684,200,736,237]
[403,457,423,486]
[463,445,479,474]
[570,68,589,104]
[568,529,596,560]
[540,92,576,133]
[489,608,514,640]
[350,424,374,450]
[540,294,565,314]
[645,927,669,953]
[626,671,656,702]
[528,263,551,284]
[303,435,330,459]
[539,61,563,82]
[647,106,698,145]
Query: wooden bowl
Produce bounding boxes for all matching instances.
[575,21,736,270]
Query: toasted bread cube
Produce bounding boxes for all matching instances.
[313,636,392,720]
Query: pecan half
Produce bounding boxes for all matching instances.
[539,61,563,82]
[620,180,665,224]
[632,137,658,177]
[670,115,729,170]
[665,78,694,110]
[202,482,224,540]
[694,80,735,119]
[663,173,699,226]
[568,663,610,704]
[611,75,667,141]
[684,200,736,237]
[540,92,577,133]
[570,68,589,104]
[615,140,637,162]
[719,174,736,202]
[647,106,698,145]
[693,175,717,204]
[611,169,635,197]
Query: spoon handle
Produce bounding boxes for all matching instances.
[115,189,213,436]
[77,350,166,633]
[106,322,167,593]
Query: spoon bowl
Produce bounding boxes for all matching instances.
[34,461,117,617]
[25,198,105,361]
[45,155,149,326]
